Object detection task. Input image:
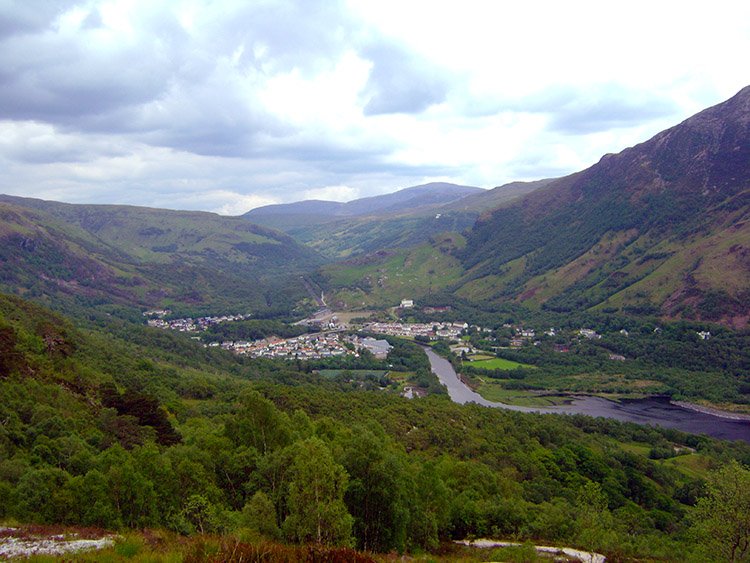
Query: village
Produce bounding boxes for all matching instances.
[143,310,252,332]
[141,307,599,361]
[143,300,706,366]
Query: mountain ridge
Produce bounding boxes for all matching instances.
[244,182,483,217]
[243,179,551,259]
[0,197,324,316]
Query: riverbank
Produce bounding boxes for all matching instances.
[672,401,750,422]
[424,346,750,442]
[460,361,750,420]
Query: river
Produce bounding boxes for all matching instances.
[424,347,750,443]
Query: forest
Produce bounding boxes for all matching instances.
[2,292,750,562]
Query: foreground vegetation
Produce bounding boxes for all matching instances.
[2,292,750,562]
[0,526,606,562]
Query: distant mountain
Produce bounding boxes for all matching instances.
[244,182,483,217]
[453,85,750,326]
[244,180,548,259]
[0,196,324,316]
[437,179,555,213]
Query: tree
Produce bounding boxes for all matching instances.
[575,480,614,551]
[225,391,291,455]
[341,426,409,552]
[242,491,280,539]
[692,460,750,562]
[68,469,119,527]
[284,437,353,546]
[183,494,212,534]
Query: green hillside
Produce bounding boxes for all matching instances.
[315,232,466,309]
[0,198,325,317]
[289,212,476,260]
[452,86,750,327]
[2,292,749,562]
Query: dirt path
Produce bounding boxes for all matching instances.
[0,527,117,559]
[457,539,606,563]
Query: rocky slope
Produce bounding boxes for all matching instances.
[456,86,750,326]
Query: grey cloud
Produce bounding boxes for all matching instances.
[0,138,117,164]
[0,0,475,211]
[0,0,72,39]
[0,8,185,123]
[458,84,679,134]
[236,0,354,72]
[546,91,679,134]
[0,0,372,159]
[0,0,459,169]
[360,41,453,115]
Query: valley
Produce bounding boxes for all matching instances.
[1,86,750,563]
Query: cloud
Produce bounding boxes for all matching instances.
[541,86,680,135]
[359,40,453,115]
[190,191,279,217]
[0,120,125,164]
[452,84,680,135]
[303,185,359,202]
[0,1,69,39]
[0,0,748,214]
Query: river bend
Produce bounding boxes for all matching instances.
[424,347,750,443]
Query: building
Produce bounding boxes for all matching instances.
[360,338,393,359]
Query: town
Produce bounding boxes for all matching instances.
[143,302,710,367]
[143,311,252,332]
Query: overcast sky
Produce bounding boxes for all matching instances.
[1,0,748,215]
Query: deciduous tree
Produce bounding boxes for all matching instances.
[284,437,353,546]
[692,460,750,562]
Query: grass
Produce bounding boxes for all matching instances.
[616,442,711,480]
[619,442,653,456]
[467,357,530,370]
[473,382,572,407]
[466,353,493,360]
[663,453,712,480]
[323,235,466,309]
[316,370,389,379]
[386,371,414,382]
[0,525,636,563]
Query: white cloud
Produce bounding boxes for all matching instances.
[303,185,359,202]
[0,0,748,212]
[198,191,278,216]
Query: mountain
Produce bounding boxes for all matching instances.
[0,196,325,316]
[244,180,548,259]
[244,182,483,218]
[436,178,555,214]
[453,85,750,326]
[317,86,750,327]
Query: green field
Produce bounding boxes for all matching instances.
[316,369,389,380]
[618,442,709,480]
[467,357,530,370]
[473,381,572,407]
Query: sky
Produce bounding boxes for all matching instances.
[1,0,749,215]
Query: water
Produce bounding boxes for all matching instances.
[424,347,750,443]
